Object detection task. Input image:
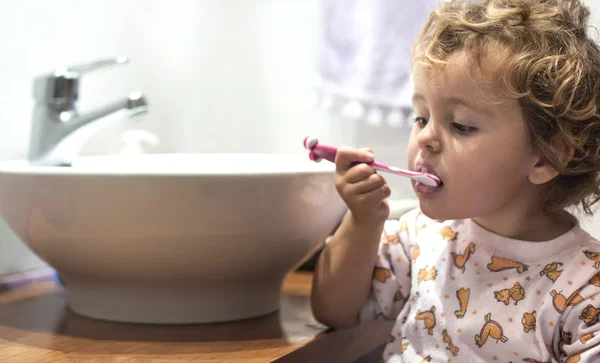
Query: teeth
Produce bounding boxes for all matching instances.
[417,167,443,185]
[419,168,436,177]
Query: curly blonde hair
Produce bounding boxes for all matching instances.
[413,0,600,215]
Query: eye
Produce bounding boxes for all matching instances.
[452,122,477,134]
[413,117,428,127]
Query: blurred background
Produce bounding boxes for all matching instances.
[1,0,599,277]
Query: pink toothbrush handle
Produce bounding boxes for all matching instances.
[304,137,441,187]
[309,143,392,170]
[369,162,422,177]
[310,143,338,163]
[310,144,407,174]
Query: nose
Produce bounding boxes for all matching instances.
[416,120,441,153]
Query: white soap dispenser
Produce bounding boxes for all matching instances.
[120,129,159,156]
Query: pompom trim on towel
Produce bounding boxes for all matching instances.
[311,78,416,128]
[310,88,415,129]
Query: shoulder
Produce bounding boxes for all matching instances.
[551,235,600,307]
[560,231,600,276]
[574,235,600,292]
[580,232,600,268]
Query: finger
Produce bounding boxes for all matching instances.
[347,173,386,194]
[345,163,377,183]
[355,184,391,205]
[335,147,375,173]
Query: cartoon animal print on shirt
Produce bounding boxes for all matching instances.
[494,282,525,306]
[451,242,476,274]
[419,356,432,363]
[580,332,595,344]
[539,262,563,282]
[418,267,438,283]
[381,234,399,245]
[550,289,584,313]
[522,359,551,363]
[412,243,421,260]
[487,256,529,273]
[559,331,573,356]
[439,226,458,241]
[522,310,536,333]
[455,287,470,318]
[399,338,409,353]
[583,250,600,268]
[590,272,600,287]
[579,304,599,327]
[415,306,437,335]
[474,312,508,347]
[373,267,392,283]
[394,290,406,302]
[565,354,581,363]
[397,220,409,234]
[442,329,459,356]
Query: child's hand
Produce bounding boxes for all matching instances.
[334,147,391,227]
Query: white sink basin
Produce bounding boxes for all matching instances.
[0,153,346,324]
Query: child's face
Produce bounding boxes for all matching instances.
[408,50,542,222]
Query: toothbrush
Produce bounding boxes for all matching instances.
[303,136,441,187]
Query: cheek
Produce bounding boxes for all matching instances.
[447,160,491,194]
[449,146,530,195]
[407,131,420,165]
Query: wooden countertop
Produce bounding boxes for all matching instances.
[0,271,395,363]
[0,271,330,363]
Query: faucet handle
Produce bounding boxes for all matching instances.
[64,55,129,75]
[33,55,131,106]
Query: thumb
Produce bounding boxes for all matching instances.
[360,147,375,158]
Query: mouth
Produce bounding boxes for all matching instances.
[415,165,443,187]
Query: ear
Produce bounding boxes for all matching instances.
[528,157,560,185]
[528,140,575,185]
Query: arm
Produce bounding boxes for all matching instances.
[310,146,392,329]
[311,211,385,329]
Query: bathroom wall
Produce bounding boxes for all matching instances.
[567,0,600,238]
[0,0,346,276]
[1,0,599,276]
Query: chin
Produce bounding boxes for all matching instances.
[417,199,444,221]
[417,198,467,222]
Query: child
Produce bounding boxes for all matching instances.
[310,0,600,362]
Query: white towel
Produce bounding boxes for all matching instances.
[312,0,437,127]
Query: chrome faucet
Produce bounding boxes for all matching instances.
[29,56,148,166]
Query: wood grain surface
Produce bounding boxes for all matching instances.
[0,271,330,363]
